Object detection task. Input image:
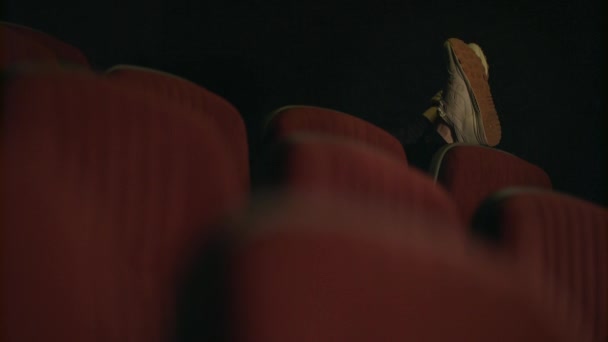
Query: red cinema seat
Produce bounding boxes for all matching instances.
[472,189,608,342]
[106,64,250,193]
[429,143,552,223]
[261,134,462,228]
[264,105,407,162]
[1,24,57,67]
[1,21,89,67]
[196,194,583,341]
[2,68,244,341]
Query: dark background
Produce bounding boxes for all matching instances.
[4,0,606,205]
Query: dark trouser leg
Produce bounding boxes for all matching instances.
[389,115,447,171]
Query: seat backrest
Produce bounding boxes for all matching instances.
[1,21,89,67]
[430,143,552,223]
[264,105,407,162]
[472,188,607,342]
[190,193,582,341]
[1,24,58,68]
[2,68,244,341]
[106,64,250,193]
[261,133,462,229]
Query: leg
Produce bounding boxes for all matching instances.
[394,39,501,170]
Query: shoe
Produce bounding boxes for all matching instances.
[437,38,501,146]
[467,43,489,77]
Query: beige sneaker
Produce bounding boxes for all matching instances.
[467,43,489,77]
[437,38,501,146]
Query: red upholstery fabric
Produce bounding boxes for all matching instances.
[1,22,89,67]
[1,25,58,67]
[2,69,244,341]
[472,189,608,342]
[223,194,581,342]
[272,134,462,229]
[430,143,552,223]
[106,65,250,193]
[264,105,406,162]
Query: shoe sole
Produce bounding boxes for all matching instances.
[447,38,501,146]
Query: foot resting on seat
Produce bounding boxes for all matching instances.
[435,38,501,146]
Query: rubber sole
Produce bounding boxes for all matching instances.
[447,38,501,147]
